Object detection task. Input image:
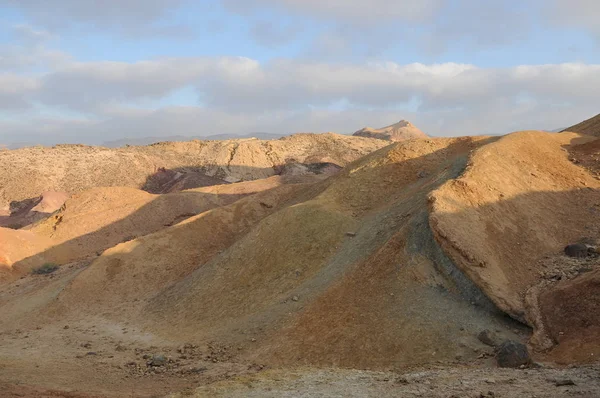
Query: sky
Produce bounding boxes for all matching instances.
[0,0,599,146]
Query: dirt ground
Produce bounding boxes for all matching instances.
[171,365,600,398]
[0,299,597,398]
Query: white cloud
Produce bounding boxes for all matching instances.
[223,0,541,56]
[0,73,40,109]
[249,21,300,48]
[0,24,71,72]
[420,0,532,53]
[547,0,600,39]
[14,59,600,114]
[221,0,444,22]
[11,24,54,43]
[1,54,599,145]
[222,1,597,58]
[37,59,207,110]
[1,0,190,36]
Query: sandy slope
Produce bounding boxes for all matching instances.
[0,228,52,274]
[0,176,317,278]
[430,132,599,318]
[49,181,321,317]
[430,131,600,361]
[8,136,526,371]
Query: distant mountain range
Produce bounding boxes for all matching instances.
[2,116,594,151]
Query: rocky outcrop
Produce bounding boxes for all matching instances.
[353,120,427,142]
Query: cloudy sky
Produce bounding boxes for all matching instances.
[0,0,599,146]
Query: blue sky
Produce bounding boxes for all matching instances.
[0,0,599,146]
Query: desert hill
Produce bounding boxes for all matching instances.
[562,112,600,136]
[0,133,388,211]
[0,130,599,396]
[5,135,519,371]
[353,120,428,141]
[430,131,600,361]
[0,176,320,278]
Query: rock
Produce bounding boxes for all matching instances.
[495,340,530,368]
[555,379,575,386]
[564,243,589,258]
[345,232,356,237]
[395,376,409,385]
[417,170,428,179]
[148,354,167,367]
[292,295,299,302]
[189,366,207,374]
[477,330,500,347]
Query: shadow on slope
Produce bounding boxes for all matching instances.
[429,132,599,320]
[0,192,70,229]
[433,187,600,360]
[8,135,598,372]
[430,131,600,364]
[141,162,344,194]
[6,171,319,276]
[34,136,532,371]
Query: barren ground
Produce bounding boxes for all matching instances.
[1,131,600,397]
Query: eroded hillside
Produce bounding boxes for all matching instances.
[0,131,599,397]
[0,133,388,210]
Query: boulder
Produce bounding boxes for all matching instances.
[477,330,500,347]
[495,340,530,368]
[564,243,592,258]
[148,354,167,367]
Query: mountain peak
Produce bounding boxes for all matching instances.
[353,119,427,142]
